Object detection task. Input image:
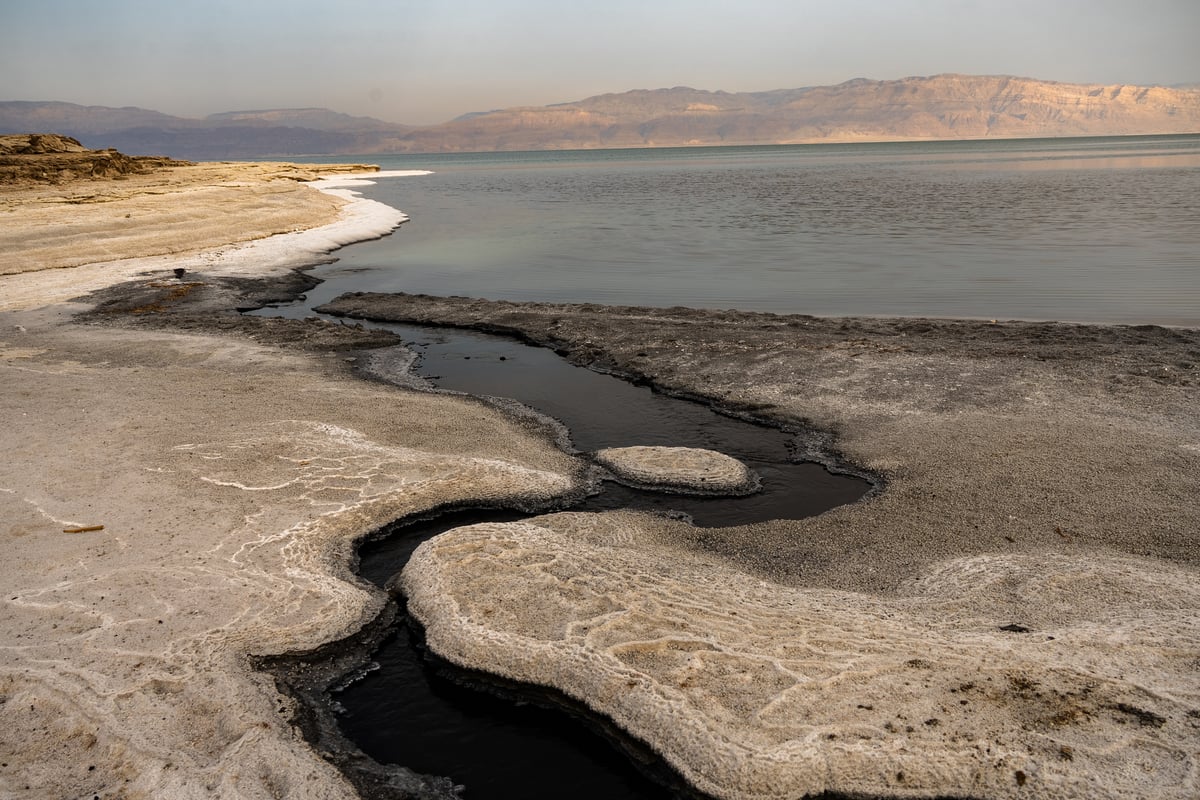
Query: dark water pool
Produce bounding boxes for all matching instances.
[256,303,871,798]
[378,322,871,525]
[333,321,868,798]
[340,510,699,800]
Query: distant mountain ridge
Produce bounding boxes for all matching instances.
[202,108,404,132]
[2,74,1198,159]
[426,75,1200,151]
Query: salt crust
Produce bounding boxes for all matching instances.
[0,169,582,799]
[405,513,1200,800]
[8,164,1198,799]
[0,169,429,312]
[594,445,758,494]
[312,279,1200,799]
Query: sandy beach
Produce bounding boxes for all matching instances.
[2,151,1198,800]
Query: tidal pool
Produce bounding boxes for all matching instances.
[257,302,871,798]
[341,321,868,797]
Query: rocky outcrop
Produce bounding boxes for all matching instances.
[0,133,191,184]
[0,133,89,155]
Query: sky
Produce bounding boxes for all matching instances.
[2,0,1198,125]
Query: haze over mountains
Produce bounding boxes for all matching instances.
[3,74,1198,159]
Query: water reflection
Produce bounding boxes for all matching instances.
[295,135,1200,326]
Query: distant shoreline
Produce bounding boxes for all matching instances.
[209,129,1200,163]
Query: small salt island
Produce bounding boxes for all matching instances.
[595,445,760,495]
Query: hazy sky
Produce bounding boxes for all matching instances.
[3,0,1198,125]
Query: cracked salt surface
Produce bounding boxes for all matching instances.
[0,169,593,799]
[311,291,1200,800]
[256,299,871,798]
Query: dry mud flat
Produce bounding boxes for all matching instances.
[324,292,1200,800]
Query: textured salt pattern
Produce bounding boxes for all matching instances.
[595,446,759,494]
[405,514,1200,800]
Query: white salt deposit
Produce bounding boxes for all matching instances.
[405,513,1200,800]
[0,169,427,312]
[595,445,758,493]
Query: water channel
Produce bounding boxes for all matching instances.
[253,277,873,798]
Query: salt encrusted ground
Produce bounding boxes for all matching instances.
[326,291,1200,800]
[594,446,760,494]
[0,165,580,799]
[3,158,1198,800]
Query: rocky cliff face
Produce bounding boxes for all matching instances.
[0,134,191,184]
[3,74,1198,158]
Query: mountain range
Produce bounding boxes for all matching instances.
[2,74,1198,159]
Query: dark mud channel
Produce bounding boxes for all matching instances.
[255,297,873,799]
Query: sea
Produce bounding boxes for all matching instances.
[292,134,1200,327]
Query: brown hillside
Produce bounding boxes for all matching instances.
[391,74,1200,151]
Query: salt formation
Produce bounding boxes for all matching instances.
[595,445,759,494]
[405,512,1200,800]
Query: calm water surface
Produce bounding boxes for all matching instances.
[294,135,1200,326]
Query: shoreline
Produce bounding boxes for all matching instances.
[0,163,583,800]
[2,160,1198,799]
[323,292,1200,798]
[321,292,1200,587]
[0,165,428,313]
